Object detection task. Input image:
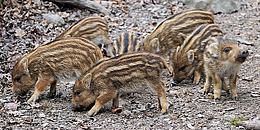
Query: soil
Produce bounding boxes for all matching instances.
[0,0,259,129]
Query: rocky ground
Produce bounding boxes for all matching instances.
[0,0,259,129]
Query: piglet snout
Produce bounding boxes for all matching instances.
[236,50,249,63]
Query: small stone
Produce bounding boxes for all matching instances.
[198,99,209,102]
[197,114,204,118]
[8,119,18,124]
[41,123,48,127]
[202,127,208,130]
[224,107,236,111]
[4,102,18,111]
[238,126,245,129]
[180,117,187,121]
[32,0,41,5]
[242,76,254,81]
[31,103,41,108]
[39,113,46,118]
[6,111,23,116]
[122,110,132,117]
[139,105,146,112]
[255,54,260,58]
[59,12,70,18]
[187,123,195,129]
[251,93,260,97]
[15,29,26,38]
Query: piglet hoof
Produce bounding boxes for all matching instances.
[213,97,221,101]
[160,109,167,115]
[87,111,96,117]
[231,96,239,101]
[193,80,200,85]
[203,90,209,95]
[225,91,230,96]
[27,96,37,104]
[47,92,56,99]
[112,107,122,114]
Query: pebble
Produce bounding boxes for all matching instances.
[187,123,195,129]
[139,104,146,112]
[41,123,49,127]
[15,28,26,38]
[6,111,23,116]
[255,54,260,58]
[251,93,260,97]
[224,107,236,111]
[237,126,245,129]
[4,102,18,111]
[39,113,46,118]
[202,127,208,130]
[197,114,204,118]
[242,76,254,81]
[122,110,132,117]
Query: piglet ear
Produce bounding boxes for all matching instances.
[207,43,219,59]
[143,34,151,50]
[187,50,195,64]
[144,34,151,43]
[19,58,29,73]
[82,73,92,89]
[174,46,180,59]
[207,37,219,45]
[176,46,180,54]
[150,38,160,53]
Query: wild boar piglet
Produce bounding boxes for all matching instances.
[107,31,141,57]
[171,24,223,84]
[144,9,215,59]
[203,37,249,99]
[11,38,103,103]
[56,16,112,57]
[72,52,173,116]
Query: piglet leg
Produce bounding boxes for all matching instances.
[88,90,117,116]
[27,75,54,104]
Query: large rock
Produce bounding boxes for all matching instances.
[42,13,65,26]
[210,0,238,14]
[181,0,239,14]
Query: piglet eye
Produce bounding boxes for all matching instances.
[178,66,187,72]
[223,47,232,53]
[14,76,22,83]
[74,91,81,96]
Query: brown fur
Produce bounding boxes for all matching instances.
[203,37,249,99]
[171,24,223,84]
[72,52,173,116]
[11,37,103,103]
[107,31,141,57]
[56,16,112,57]
[144,9,215,59]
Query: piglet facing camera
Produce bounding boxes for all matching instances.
[203,37,249,100]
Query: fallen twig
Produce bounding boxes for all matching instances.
[47,0,109,15]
